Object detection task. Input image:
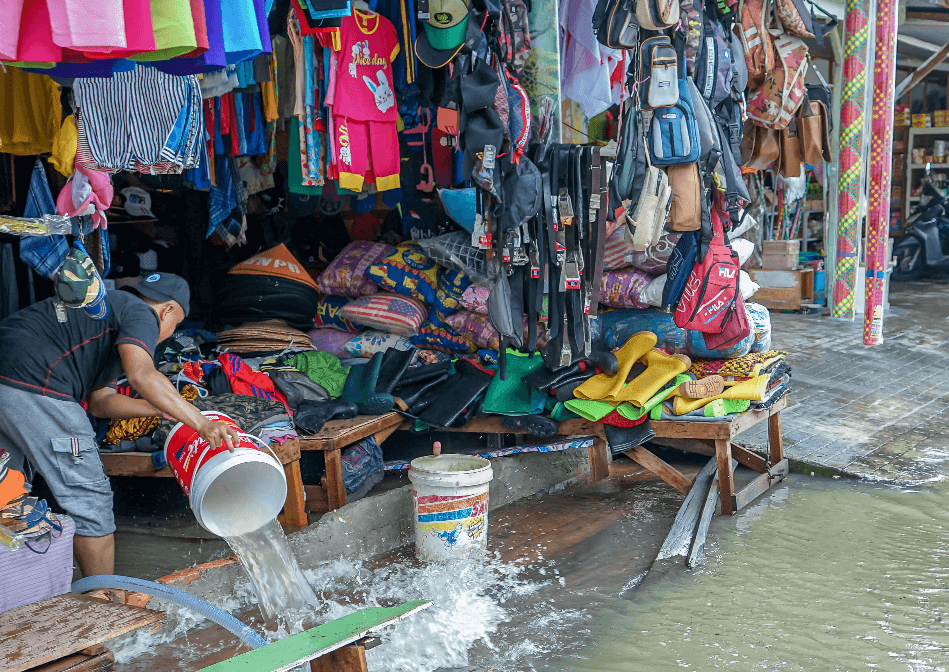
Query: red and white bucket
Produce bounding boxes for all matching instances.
[164,411,287,537]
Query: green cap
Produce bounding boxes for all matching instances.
[423,0,470,51]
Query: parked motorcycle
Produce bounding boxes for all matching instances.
[892,183,949,281]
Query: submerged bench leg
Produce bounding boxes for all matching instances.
[325,448,347,511]
[714,439,735,515]
[769,411,785,464]
[310,643,369,672]
[589,435,610,482]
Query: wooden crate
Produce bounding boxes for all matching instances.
[748,268,814,311]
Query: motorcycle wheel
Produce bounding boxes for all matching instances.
[892,239,925,281]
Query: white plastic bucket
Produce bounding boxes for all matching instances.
[408,455,494,562]
[164,411,287,537]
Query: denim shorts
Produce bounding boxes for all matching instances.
[0,384,114,537]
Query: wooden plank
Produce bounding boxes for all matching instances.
[196,602,432,672]
[323,449,347,512]
[895,42,949,98]
[729,397,787,439]
[769,411,785,464]
[655,457,718,561]
[589,436,611,481]
[100,453,172,478]
[30,647,114,671]
[0,593,163,672]
[732,459,789,511]
[730,443,767,473]
[623,445,693,495]
[649,437,716,456]
[310,644,369,672]
[277,460,308,528]
[304,485,330,513]
[715,440,735,515]
[687,477,721,569]
[300,414,403,452]
[270,437,301,465]
[652,418,733,440]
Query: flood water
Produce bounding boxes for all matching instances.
[552,475,949,672]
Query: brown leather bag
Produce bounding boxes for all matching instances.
[741,121,781,171]
[665,163,702,232]
[797,94,831,164]
[779,118,802,177]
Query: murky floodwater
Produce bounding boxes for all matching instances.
[554,475,949,672]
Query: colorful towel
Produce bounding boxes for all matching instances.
[687,350,787,379]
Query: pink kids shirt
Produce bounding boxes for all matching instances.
[333,10,400,123]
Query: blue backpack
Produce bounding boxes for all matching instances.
[661,229,700,312]
[648,72,700,166]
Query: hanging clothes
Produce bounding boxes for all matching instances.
[46,0,128,51]
[131,0,199,62]
[0,69,62,156]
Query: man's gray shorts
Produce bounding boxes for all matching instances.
[0,384,114,537]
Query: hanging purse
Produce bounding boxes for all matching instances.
[741,121,781,171]
[665,162,702,232]
[778,117,802,177]
[640,36,679,110]
[625,147,673,249]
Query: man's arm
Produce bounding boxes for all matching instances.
[88,386,164,420]
[117,343,239,450]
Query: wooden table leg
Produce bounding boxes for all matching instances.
[714,439,735,515]
[324,448,347,512]
[768,411,785,465]
[589,435,611,482]
[277,460,308,527]
[311,644,369,672]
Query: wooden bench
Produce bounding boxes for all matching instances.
[100,437,308,528]
[395,396,788,515]
[298,411,404,513]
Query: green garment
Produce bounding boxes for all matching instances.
[290,351,349,399]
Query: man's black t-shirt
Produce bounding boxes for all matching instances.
[0,290,160,402]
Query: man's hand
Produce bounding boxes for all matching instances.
[198,420,241,452]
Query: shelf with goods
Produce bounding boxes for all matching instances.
[903,124,949,228]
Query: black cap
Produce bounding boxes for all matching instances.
[135,273,191,317]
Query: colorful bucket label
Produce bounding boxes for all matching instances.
[165,412,242,497]
[414,491,488,552]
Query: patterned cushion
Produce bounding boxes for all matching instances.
[314,295,357,331]
[603,229,680,274]
[599,269,653,309]
[342,331,414,357]
[410,324,476,354]
[459,285,490,314]
[444,310,548,350]
[367,244,439,304]
[309,327,355,358]
[315,241,395,298]
[338,292,427,336]
[429,268,471,324]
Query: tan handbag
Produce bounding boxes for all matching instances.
[796,93,832,164]
[741,121,781,171]
[665,162,702,232]
[778,118,802,177]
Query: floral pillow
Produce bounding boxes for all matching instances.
[315,241,394,298]
[599,269,653,309]
[367,244,439,305]
[310,327,357,358]
[445,310,548,350]
[342,330,414,357]
[314,295,357,331]
[429,268,471,324]
[459,285,490,314]
[338,293,426,336]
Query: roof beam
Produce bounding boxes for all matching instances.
[895,41,949,98]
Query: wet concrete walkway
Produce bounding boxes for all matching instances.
[738,281,949,484]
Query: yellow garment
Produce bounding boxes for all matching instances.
[0,69,62,156]
[261,81,279,123]
[104,385,199,444]
[611,349,690,405]
[672,375,769,415]
[575,331,657,401]
[50,115,78,177]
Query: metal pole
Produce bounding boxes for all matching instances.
[863,0,899,345]
[831,0,872,320]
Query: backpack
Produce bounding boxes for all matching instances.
[592,0,639,49]
[746,33,808,129]
[673,203,741,333]
[499,0,533,72]
[637,0,680,30]
[738,0,774,90]
[627,151,673,249]
[693,15,733,109]
[774,0,814,38]
[648,74,701,166]
[640,36,680,110]
[679,0,704,76]
[661,229,701,312]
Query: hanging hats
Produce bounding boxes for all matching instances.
[415,0,477,68]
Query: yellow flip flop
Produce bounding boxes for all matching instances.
[574,331,657,401]
[672,374,769,415]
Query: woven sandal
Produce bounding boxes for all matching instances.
[678,375,725,399]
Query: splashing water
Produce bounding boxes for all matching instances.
[224,518,320,622]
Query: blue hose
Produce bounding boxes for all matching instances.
[71,575,267,650]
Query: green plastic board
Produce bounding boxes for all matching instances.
[197,601,432,672]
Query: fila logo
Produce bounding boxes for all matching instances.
[717,266,736,279]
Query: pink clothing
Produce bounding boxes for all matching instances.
[0,1,25,61]
[14,0,63,63]
[46,0,126,50]
[81,0,156,58]
[334,116,400,192]
[334,10,399,122]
